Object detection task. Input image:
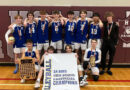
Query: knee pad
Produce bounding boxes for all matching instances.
[78,65,83,71]
[93,75,99,81]
[83,61,88,70]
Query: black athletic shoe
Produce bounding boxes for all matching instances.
[107,70,113,75]
[100,70,105,75]
[79,76,84,82]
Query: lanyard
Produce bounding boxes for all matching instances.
[69,21,74,31]
[54,21,60,27]
[41,20,46,32]
[91,48,96,57]
[107,22,113,35]
[17,25,22,39]
[29,23,34,34]
[54,21,60,33]
[81,20,86,31]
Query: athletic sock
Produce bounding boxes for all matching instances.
[84,72,87,75]
[37,78,40,82]
[13,64,18,74]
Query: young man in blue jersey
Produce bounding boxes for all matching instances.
[21,39,40,83]
[34,46,55,88]
[88,13,103,49]
[63,11,77,51]
[83,39,101,81]
[65,45,88,86]
[75,10,92,59]
[34,10,50,54]
[24,12,37,49]
[5,15,25,74]
[50,10,64,53]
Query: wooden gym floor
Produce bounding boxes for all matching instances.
[0,66,130,90]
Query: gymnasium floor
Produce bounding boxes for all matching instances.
[0,67,130,90]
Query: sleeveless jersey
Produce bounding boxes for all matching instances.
[12,24,25,48]
[25,48,38,65]
[76,18,88,43]
[64,20,76,44]
[89,23,101,39]
[25,21,37,46]
[37,18,49,43]
[51,20,62,42]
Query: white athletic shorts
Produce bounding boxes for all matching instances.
[88,39,101,49]
[37,43,49,51]
[50,40,62,49]
[74,42,87,50]
[13,47,25,54]
[35,65,41,72]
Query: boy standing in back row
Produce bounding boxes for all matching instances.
[100,12,119,75]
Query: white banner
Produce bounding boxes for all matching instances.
[42,53,80,90]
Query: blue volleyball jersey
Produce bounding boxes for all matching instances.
[76,18,88,43]
[25,48,38,65]
[89,23,101,39]
[12,24,25,48]
[84,48,101,65]
[51,21,62,42]
[25,21,37,46]
[37,18,49,43]
[64,20,76,44]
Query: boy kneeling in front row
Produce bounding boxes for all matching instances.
[21,39,40,83]
[83,39,101,81]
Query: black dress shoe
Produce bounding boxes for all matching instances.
[100,70,105,75]
[107,70,113,75]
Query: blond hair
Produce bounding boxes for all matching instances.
[14,15,23,19]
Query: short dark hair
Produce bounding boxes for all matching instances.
[65,45,72,51]
[91,38,97,42]
[47,46,55,51]
[53,10,60,14]
[67,11,74,15]
[26,39,33,44]
[93,12,100,18]
[27,12,34,17]
[80,10,87,14]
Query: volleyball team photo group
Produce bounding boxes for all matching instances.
[0,0,130,90]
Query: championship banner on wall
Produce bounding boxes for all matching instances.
[42,53,80,90]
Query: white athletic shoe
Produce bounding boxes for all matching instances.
[80,80,88,87]
[83,75,88,81]
[34,81,40,88]
[20,79,25,83]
